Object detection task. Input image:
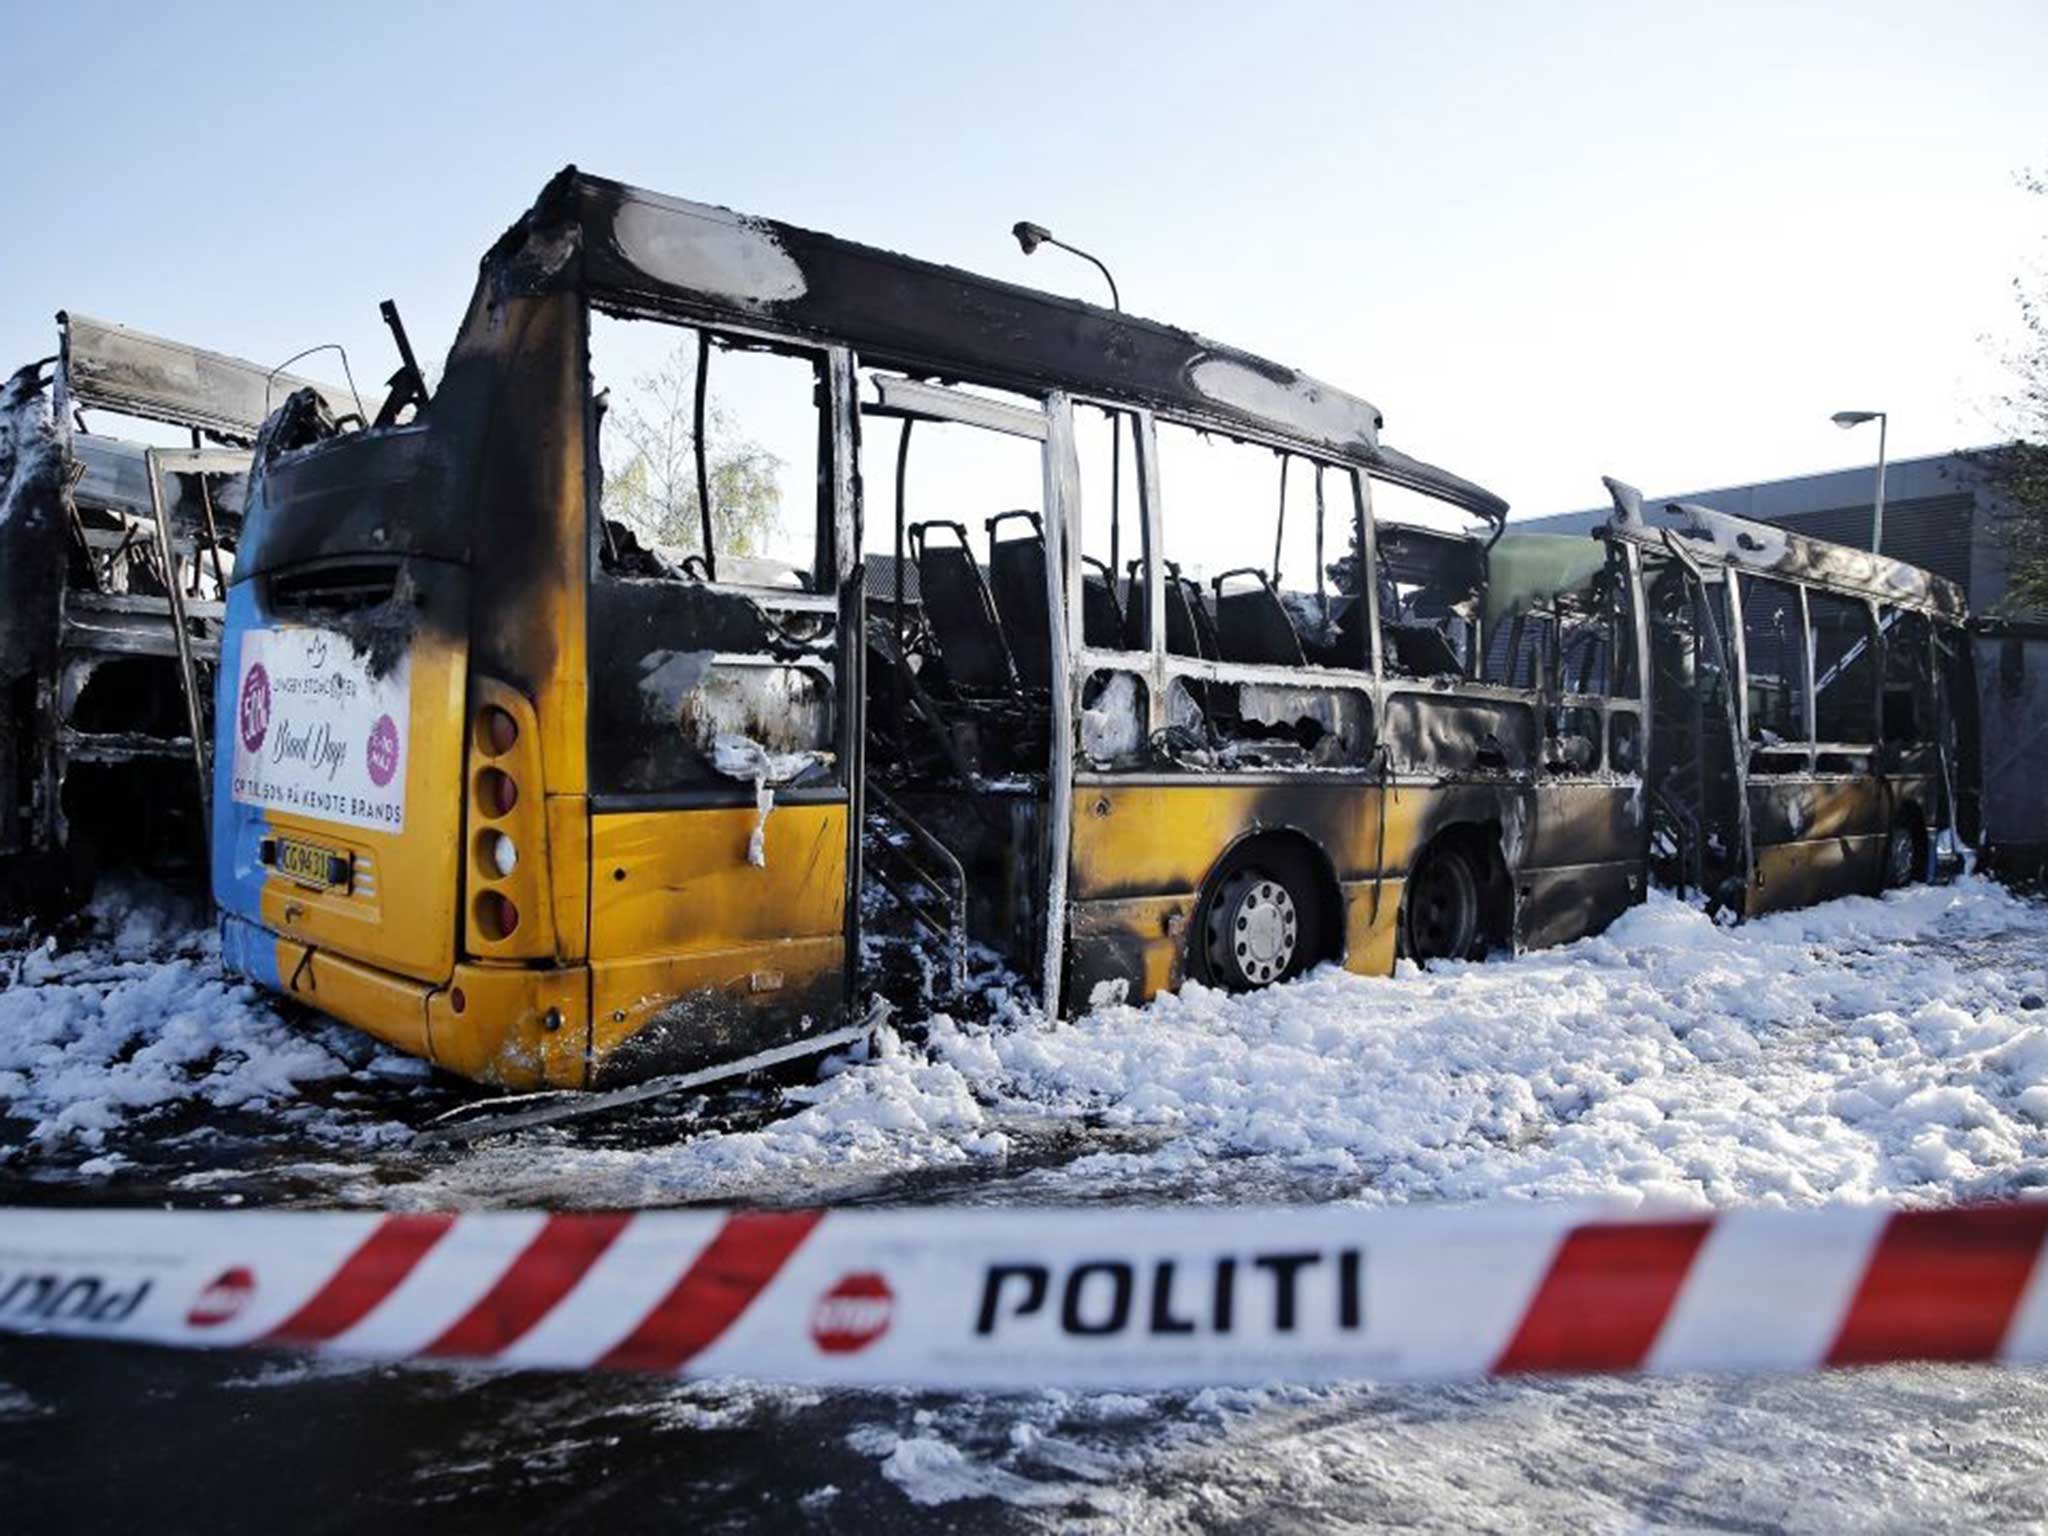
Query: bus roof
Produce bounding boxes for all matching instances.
[1601,480,1967,620]
[485,168,1509,525]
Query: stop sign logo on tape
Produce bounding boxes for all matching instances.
[187,1266,255,1328]
[810,1272,893,1354]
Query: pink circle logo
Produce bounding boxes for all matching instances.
[366,714,401,788]
[237,664,272,753]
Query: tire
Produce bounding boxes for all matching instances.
[1403,842,1483,962]
[1201,863,1309,991]
[1883,819,1922,890]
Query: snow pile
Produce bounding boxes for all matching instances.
[0,892,417,1154]
[423,877,2048,1212]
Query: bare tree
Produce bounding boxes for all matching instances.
[1968,170,2048,613]
[600,338,785,562]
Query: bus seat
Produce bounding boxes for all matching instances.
[1121,560,1214,659]
[984,510,1051,689]
[910,520,1018,696]
[1081,556,1123,650]
[1180,571,1224,661]
[1211,569,1306,667]
[1387,623,1466,678]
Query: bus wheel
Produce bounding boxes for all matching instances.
[1884,819,1923,889]
[1203,867,1304,990]
[1404,843,1481,962]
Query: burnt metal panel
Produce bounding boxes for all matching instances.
[484,169,1507,523]
[1770,494,1976,592]
[1382,693,1538,775]
[60,312,370,442]
[1629,499,1968,621]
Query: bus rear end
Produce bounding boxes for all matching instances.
[215,187,861,1092]
[210,336,604,1091]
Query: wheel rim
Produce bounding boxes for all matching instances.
[1408,849,1479,961]
[1206,870,1299,987]
[1887,827,1917,888]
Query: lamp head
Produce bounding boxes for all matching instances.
[1831,410,1882,429]
[1012,220,1052,256]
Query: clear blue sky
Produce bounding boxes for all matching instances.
[3,0,2043,516]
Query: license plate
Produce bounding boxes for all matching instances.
[268,836,351,891]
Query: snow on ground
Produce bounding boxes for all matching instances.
[0,881,423,1162]
[412,876,2048,1213]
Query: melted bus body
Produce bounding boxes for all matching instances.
[1602,486,1971,916]
[211,169,1963,1089]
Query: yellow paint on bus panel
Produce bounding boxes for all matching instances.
[1751,835,1886,916]
[588,804,849,960]
[1064,780,1442,1012]
[1341,876,1406,978]
[546,794,591,964]
[424,962,591,1090]
[257,621,469,987]
[1067,779,1461,895]
[262,932,435,1060]
[1067,894,1189,1003]
[1068,780,1397,902]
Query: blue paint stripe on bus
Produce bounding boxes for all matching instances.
[212,579,275,987]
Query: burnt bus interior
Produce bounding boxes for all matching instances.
[0,315,363,911]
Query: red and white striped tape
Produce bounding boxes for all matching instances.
[4,1200,2047,1389]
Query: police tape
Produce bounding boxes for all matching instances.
[3,1200,2047,1390]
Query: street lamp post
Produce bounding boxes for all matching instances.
[1012,221,1121,312]
[1830,409,1889,556]
[1013,219,1125,579]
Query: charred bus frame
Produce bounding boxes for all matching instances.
[1,315,360,910]
[1598,480,1970,916]
[210,168,1672,1091]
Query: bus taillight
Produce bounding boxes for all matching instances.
[476,767,518,817]
[473,890,520,941]
[476,705,519,757]
[462,678,555,961]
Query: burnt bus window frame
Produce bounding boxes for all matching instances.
[587,310,838,597]
[1880,605,1937,746]
[1548,538,1647,778]
[1732,569,1811,770]
[1368,477,1568,781]
[582,303,855,805]
[1470,533,1646,781]
[1806,586,1880,750]
[1072,402,1380,772]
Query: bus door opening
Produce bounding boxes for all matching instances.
[1639,542,1748,908]
[856,373,1061,1005]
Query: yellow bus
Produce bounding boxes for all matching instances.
[214,169,1948,1092]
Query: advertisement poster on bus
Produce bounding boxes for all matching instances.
[228,627,411,834]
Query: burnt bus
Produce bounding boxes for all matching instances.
[0,314,358,912]
[1598,479,1971,914]
[208,169,1980,1096]
[212,167,1669,1090]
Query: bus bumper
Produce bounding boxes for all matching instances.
[221,915,592,1091]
